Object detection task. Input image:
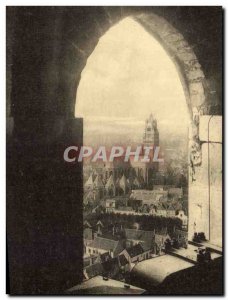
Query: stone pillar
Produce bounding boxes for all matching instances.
[188,115,222,247]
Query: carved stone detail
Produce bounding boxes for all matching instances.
[189,107,202,182]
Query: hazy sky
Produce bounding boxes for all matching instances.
[75,17,189,146]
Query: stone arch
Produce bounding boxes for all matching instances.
[73,12,208,119]
[133,13,207,116]
[70,11,207,169]
[73,9,209,239]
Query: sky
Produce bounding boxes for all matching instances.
[75,17,189,147]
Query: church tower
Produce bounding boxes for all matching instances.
[143,114,160,188]
[143,113,159,147]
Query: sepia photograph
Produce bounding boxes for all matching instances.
[6,5,223,295]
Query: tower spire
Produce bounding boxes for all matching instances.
[143,113,159,147]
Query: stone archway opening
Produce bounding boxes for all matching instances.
[72,10,222,250]
[75,15,196,239]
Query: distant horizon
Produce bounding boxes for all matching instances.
[75,17,189,148]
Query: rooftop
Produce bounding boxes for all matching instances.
[84,262,104,279]
[130,189,168,202]
[67,276,145,294]
[127,244,144,258]
[88,236,121,253]
[131,254,194,286]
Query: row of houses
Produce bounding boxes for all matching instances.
[84,173,135,202]
[83,252,130,280]
[130,187,183,203]
[84,169,184,204]
[83,220,188,280]
[83,240,153,280]
[105,198,188,228]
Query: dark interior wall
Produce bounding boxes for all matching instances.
[6,8,85,294]
[6,6,223,294]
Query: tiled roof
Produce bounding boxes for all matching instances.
[127,244,144,258]
[99,232,121,241]
[140,242,152,252]
[84,262,104,279]
[130,190,168,202]
[88,236,120,253]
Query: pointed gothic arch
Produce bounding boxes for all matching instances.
[74,11,208,241]
[73,11,206,179]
